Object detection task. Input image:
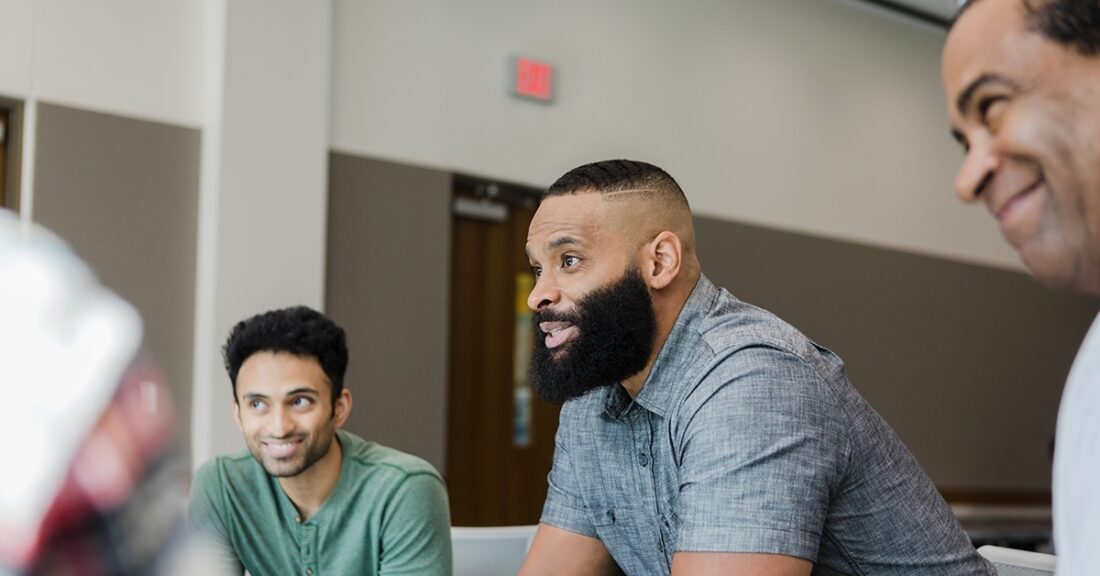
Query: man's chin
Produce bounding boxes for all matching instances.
[262,459,307,478]
[531,374,607,405]
[249,448,306,477]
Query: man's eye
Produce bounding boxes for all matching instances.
[563,255,579,267]
[532,266,542,278]
[978,96,1006,124]
[292,397,312,407]
[250,400,266,410]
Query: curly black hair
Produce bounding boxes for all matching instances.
[545,159,690,209]
[954,0,1100,56]
[222,305,348,406]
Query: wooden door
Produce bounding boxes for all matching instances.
[446,177,561,526]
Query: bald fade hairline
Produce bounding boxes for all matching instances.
[550,186,691,209]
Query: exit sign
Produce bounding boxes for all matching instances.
[512,56,555,103]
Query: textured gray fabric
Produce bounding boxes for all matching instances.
[541,275,994,576]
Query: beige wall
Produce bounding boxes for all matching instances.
[330,0,1013,272]
[193,0,333,463]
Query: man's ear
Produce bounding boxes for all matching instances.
[333,389,353,428]
[644,231,682,290]
[232,398,243,432]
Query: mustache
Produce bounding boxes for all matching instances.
[532,309,578,325]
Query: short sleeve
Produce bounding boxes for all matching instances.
[378,473,453,576]
[539,402,599,538]
[187,461,245,575]
[674,346,846,561]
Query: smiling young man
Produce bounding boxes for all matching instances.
[942,1,1100,573]
[188,306,451,575]
[517,160,992,576]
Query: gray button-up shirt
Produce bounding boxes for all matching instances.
[541,275,992,576]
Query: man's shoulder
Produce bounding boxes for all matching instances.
[193,449,266,491]
[663,280,852,415]
[696,286,812,354]
[338,430,444,483]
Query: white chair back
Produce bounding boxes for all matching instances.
[977,545,1056,576]
[451,525,537,576]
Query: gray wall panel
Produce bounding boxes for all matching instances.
[33,102,200,466]
[695,216,1098,493]
[326,152,451,471]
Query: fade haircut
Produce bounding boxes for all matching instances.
[545,159,690,209]
[223,305,349,407]
[952,0,1100,56]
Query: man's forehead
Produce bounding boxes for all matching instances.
[943,0,1030,101]
[527,194,610,248]
[946,0,1027,58]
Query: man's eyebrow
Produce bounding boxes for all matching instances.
[526,236,583,262]
[956,73,1017,116]
[241,388,320,401]
[548,235,582,251]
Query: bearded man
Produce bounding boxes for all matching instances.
[518,159,993,576]
[188,306,451,575]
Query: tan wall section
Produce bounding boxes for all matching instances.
[326,153,451,472]
[32,102,200,465]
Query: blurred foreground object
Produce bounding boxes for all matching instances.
[0,209,206,575]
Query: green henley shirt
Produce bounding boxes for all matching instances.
[188,430,451,576]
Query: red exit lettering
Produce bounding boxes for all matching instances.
[514,57,554,102]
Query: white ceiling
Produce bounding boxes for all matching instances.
[880,0,961,23]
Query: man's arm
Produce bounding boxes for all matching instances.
[186,462,245,575]
[518,524,622,576]
[378,473,452,576]
[671,552,812,576]
[673,347,843,566]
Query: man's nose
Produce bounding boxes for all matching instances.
[269,406,295,437]
[955,139,999,204]
[527,274,560,312]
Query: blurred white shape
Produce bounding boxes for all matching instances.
[0,209,142,541]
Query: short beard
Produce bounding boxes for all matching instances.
[530,267,656,404]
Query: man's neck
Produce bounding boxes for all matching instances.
[278,433,344,521]
[622,275,698,397]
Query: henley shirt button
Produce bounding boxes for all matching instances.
[638,453,649,467]
[295,515,302,523]
[306,568,313,576]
